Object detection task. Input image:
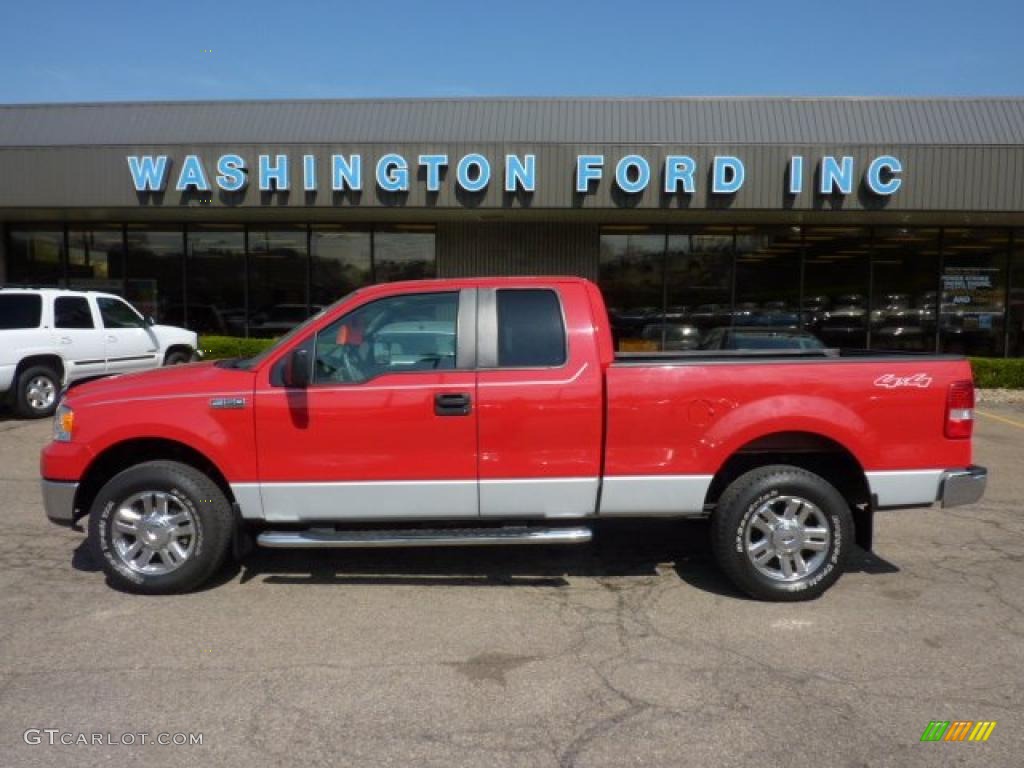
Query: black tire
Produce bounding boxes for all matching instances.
[710,465,853,602]
[88,460,233,594]
[14,364,61,418]
[164,349,192,366]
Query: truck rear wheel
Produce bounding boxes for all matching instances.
[88,460,233,594]
[710,465,852,601]
[14,364,60,418]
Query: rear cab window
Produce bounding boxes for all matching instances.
[0,294,43,329]
[496,289,567,367]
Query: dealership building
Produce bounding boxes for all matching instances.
[1,97,1022,355]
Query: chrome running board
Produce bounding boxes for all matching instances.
[257,526,592,549]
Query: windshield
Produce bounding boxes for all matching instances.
[227,291,358,370]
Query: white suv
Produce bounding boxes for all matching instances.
[0,288,199,418]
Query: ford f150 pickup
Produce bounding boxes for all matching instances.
[40,277,987,600]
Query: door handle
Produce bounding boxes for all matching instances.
[59,336,72,344]
[106,335,117,343]
[434,392,472,416]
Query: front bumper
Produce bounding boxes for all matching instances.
[940,465,987,508]
[42,479,78,525]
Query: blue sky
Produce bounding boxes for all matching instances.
[2,0,1021,102]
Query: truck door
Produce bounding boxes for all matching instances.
[95,296,160,374]
[52,295,107,380]
[475,285,604,518]
[253,288,479,522]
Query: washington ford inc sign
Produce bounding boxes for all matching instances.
[127,152,904,199]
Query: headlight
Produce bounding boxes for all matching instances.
[53,403,74,443]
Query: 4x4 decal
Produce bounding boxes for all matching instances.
[874,373,933,389]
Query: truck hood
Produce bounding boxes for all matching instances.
[65,361,254,408]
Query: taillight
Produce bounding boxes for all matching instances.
[945,380,975,439]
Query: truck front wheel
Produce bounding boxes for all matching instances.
[710,465,853,601]
[88,461,234,594]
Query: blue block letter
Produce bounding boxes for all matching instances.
[576,155,604,192]
[303,155,317,192]
[127,155,169,191]
[258,154,290,191]
[615,155,650,194]
[504,154,536,192]
[820,155,854,195]
[418,154,448,192]
[176,155,210,191]
[331,155,362,191]
[866,155,902,195]
[788,156,803,195]
[216,154,247,192]
[664,156,696,194]
[456,154,491,192]
[377,154,409,192]
[712,156,745,194]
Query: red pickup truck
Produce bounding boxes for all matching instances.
[41,277,987,600]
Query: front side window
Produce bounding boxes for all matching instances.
[0,294,43,329]
[54,297,95,329]
[496,289,567,367]
[313,292,458,384]
[97,297,144,329]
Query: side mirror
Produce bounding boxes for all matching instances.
[284,348,311,388]
[144,315,156,327]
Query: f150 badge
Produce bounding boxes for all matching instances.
[209,396,247,409]
[873,373,933,389]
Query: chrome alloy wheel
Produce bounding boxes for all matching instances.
[110,491,198,575]
[26,376,56,411]
[744,495,831,582]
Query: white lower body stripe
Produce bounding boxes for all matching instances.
[865,470,944,508]
[599,475,713,516]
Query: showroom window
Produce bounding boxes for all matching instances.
[734,227,802,331]
[666,228,734,338]
[6,228,64,286]
[68,227,125,293]
[939,229,1008,356]
[373,227,437,283]
[1010,232,1024,357]
[311,227,372,307]
[187,226,245,336]
[871,229,940,352]
[802,227,871,349]
[248,228,309,338]
[598,229,666,350]
[125,227,185,326]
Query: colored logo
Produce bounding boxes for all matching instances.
[920,720,996,742]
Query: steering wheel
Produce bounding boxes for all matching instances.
[317,344,363,383]
[337,345,362,382]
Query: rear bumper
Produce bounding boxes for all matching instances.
[867,465,987,509]
[940,465,987,508]
[41,479,78,525]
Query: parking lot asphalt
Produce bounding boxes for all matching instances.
[1,406,1022,768]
